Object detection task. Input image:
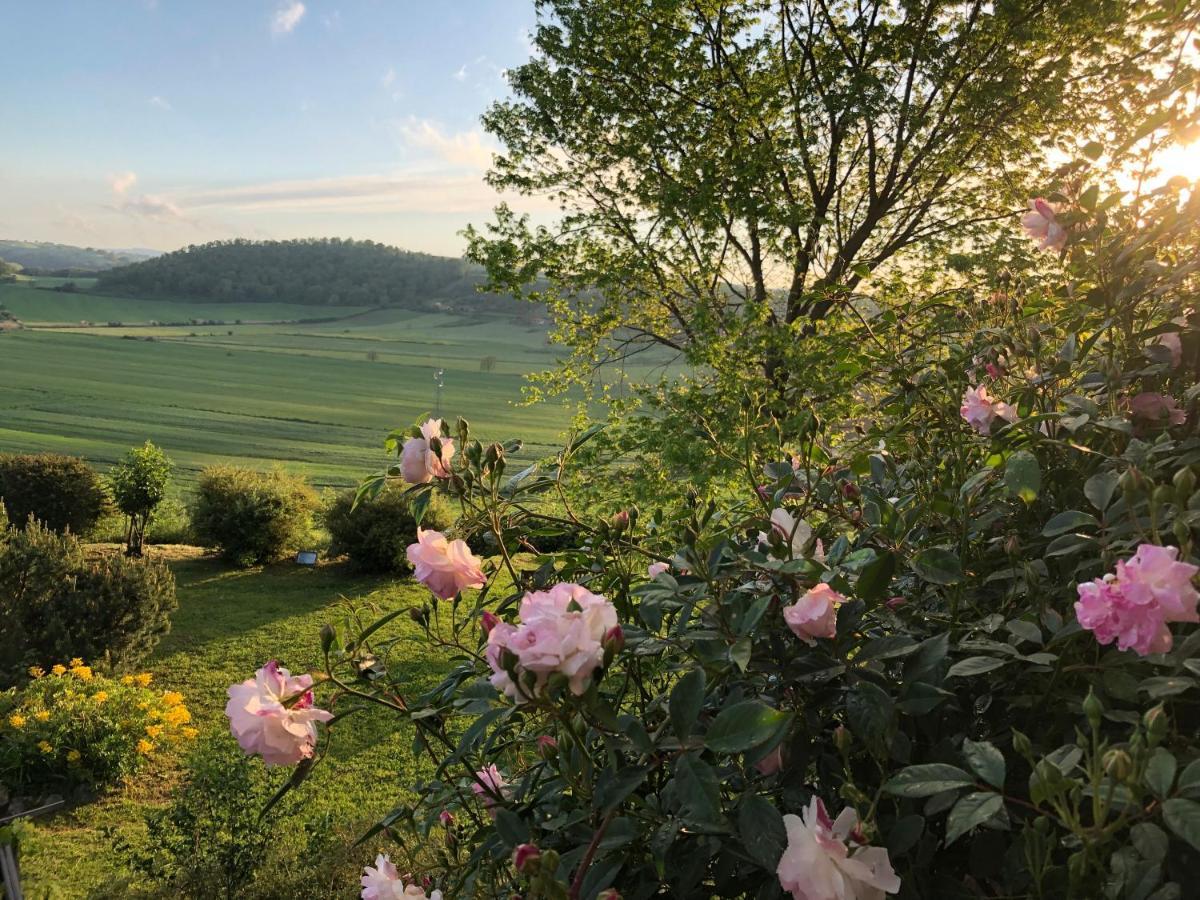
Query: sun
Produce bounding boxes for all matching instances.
[1148,141,1200,183]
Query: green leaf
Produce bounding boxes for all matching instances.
[738,793,786,870]
[1178,759,1200,798]
[947,657,1007,678]
[1005,451,1041,504]
[846,681,894,745]
[494,808,529,848]
[1082,140,1104,161]
[595,765,650,814]
[912,548,963,585]
[884,814,925,857]
[963,739,1006,789]
[674,753,723,824]
[1079,184,1099,211]
[408,489,432,527]
[670,668,706,742]
[883,764,976,797]
[1131,822,1169,863]
[1042,510,1099,536]
[1084,471,1120,512]
[855,550,896,600]
[706,701,791,754]
[856,635,918,662]
[945,792,1003,845]
[1144,749,1177,799]
[1140,676,1196,698]
[1163,798,1200,852]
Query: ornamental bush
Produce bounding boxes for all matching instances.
[0,523,178,688]
[107,441,173,556]
[0,663,195,792]
[0,453,109,535]
[191,466,318,566]
[322,486,454,574]
[223,105,1200,900]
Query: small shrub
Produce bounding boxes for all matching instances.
[107,441,172,555]
[0,453,108,534]
[191,466,318,566]
[0,664,195,792]
[322,487,453,573]
[0,523,178,687]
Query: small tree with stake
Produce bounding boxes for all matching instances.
[108,442,172,556]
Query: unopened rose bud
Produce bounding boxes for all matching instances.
[1012,728,1032,758]
[537,735,558,760]
[1153,485,1175,508]
[1004,535,1020,556]
[481,610,500,634]
[603,625,625,655]
[596,891,622,900]
[611,510,630,532]
[1102,748,1132,780]
[1120,468,1144,497]
[1174,467,1196,498]
[884,596,905,611]
[1082,689,1103,730]
[833,725,852,754]
[439,810,454,827]
[840,481,860,500]
[409,606,429,626]
[1144,705,1168,746]
[512,843,541,874]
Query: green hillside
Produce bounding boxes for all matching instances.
[0,239,158,273]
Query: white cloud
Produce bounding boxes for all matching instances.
[397,118,495,170]
[148,95,172,111]
[453,65,468,82]
[271,1,305,35]
[109,171,138,196]
[119,194,185,220]
[381,67,396,88]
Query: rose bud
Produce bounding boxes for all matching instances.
[439,810,454,827]
[603,624,625,655]
[596,890,623,900]
[481,610,500,634]
[884,596,905,611]
[513,843,541,874]
[537,735,558,760]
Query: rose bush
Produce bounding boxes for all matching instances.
[223,136,1200,899]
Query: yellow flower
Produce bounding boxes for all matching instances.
[163,706,191,727]
[7,714,26,729]
[92,691,109,704]
[162,691,184,707]
[38,741,53,754]
[121,675,135,686]
[34,710,50,722]
[134,673,153,687]
[51,665,66,676]
[69,657,84,668]
[136,701,149,711]
[181,727,199,739]
[145,725,163,739]
[67,749,81,763]
[136,739,155,755]
[28,666,45,679]
[70,665,93,681]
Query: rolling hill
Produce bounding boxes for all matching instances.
[0,240,160,273]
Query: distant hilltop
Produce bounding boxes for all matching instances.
[94,237,527,313]
[0,240,161,274]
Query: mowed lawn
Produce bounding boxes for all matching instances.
[0,283,581,490]
[20,551,453,898]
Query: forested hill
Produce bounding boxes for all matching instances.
[96,238,524,313]
[0,240,159,274]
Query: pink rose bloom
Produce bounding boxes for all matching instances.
[400,418,455,484]
[1151,332,1183,368]
[1075,543,1200,656]
[648,561,670,578]
[1020,198,1067,251]
[778,797,900,900]
[472,764,508,816]
[225,661,333,767]
[755,744,784,776]
[1128,392,1187,434]
[783,584,844,645]
[960,385,1018,435]
[361,854,443,900]
[406,528,486,600]
[760,508,823,560]
[485,583,619,701]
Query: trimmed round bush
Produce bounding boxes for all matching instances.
[0,453,109,534]
[323,487,454,573]
[191,466,318,566]
[0,522,178,688]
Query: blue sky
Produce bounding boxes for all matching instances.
[0,0,542,256]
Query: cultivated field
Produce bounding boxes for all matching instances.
[0,278,594,489]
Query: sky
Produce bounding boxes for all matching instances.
[0,0,545,257]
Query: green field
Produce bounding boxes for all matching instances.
[0,279,588,489]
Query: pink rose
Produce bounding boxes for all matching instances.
[1128,392,1187,434]
[512,843,541,873]
[472,764,508,816]
[399,418,455,484]
[754,744,784,776]
[777,797,900,900]
[648,561,670,578]
[406,528,486,600]
[485,583,619,701]
[1020,198,1067,251]
[783,584,844,645]
[225,661,333,767]
[1075,543,1199,656]
[360,854,443,900]
[960,385,1018,435]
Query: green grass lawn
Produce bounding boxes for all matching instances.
[19,550,449,898]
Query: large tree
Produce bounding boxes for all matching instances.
[468,0,1192,393]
